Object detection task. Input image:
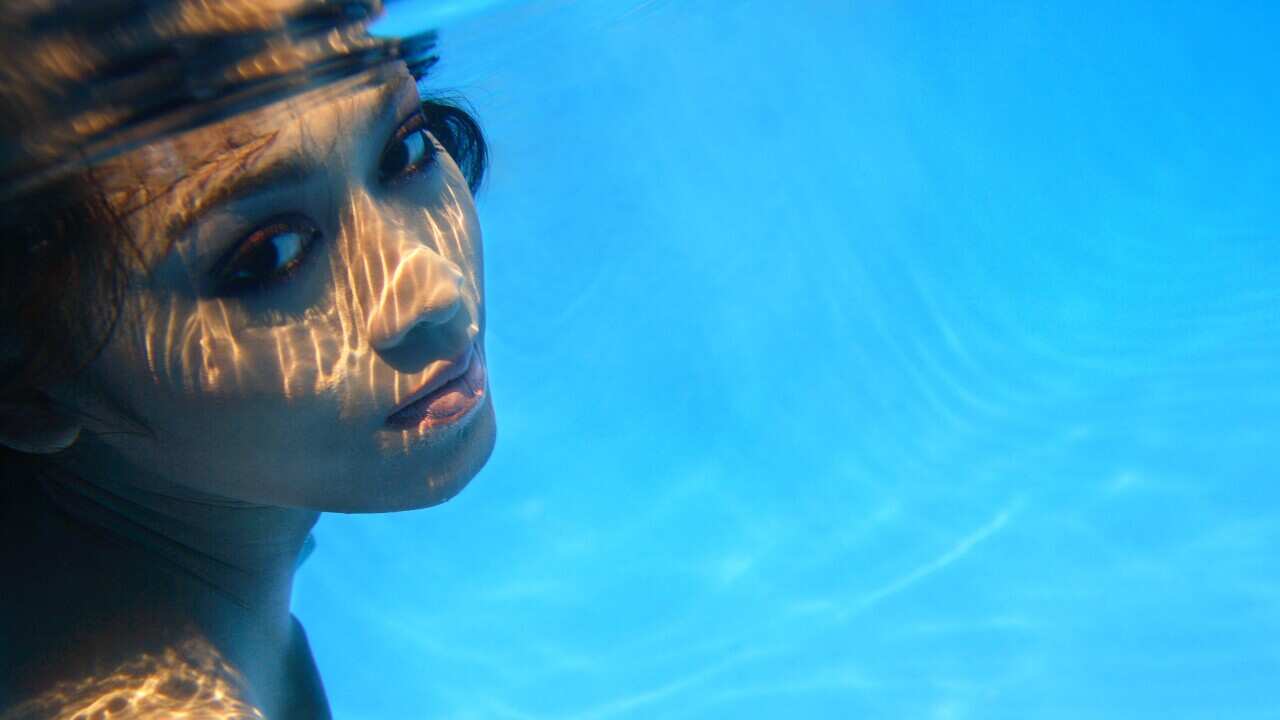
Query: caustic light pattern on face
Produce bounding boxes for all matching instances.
[76,67,495,510]
[137,182,482,441]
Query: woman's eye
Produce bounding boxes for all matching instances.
[379,112,438,183]
[213,216,322,296]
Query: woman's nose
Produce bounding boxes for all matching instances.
[365,244,466,352]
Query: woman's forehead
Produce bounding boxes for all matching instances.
[99,65,420,223]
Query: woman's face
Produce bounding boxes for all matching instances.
[62,64,495,511]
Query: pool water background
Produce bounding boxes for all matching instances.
[293,2,1280,717]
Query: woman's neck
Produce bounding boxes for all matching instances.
[4,439,323,718]
[49,447,317,619]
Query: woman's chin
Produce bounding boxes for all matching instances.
[324,399,496,514]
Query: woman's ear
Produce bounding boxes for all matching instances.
[0,395,82,454]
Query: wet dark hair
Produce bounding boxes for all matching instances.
[0,94,487,421]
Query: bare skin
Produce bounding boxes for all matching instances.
[0,61,495,718]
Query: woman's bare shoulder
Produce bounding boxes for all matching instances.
[1,635,264,720]
[0,479,264,718]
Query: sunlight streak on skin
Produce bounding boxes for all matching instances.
[143,299,158,379]
[218,300,241,389]
[272,327,293,400]
[443,183,470,259]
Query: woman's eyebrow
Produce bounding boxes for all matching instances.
[164,153,322,239]
[161,79,412,240]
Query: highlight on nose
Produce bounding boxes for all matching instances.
[365,246,466,352]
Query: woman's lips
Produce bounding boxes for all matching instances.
[384,345,487,431]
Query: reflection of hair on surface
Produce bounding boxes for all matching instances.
[0,0,422,200]
[1,636,263,720]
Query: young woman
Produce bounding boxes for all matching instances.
[0,2,494,717]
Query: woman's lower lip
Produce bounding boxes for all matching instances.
[384,346,487,431]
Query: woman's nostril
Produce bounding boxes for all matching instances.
[368,299,460,351]
[366,252,468,352]
[370,306,473,374]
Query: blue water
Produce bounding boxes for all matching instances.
[294,2,1280,717]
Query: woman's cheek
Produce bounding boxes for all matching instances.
[118,280,383,422]
[186,308,367,403]
[122,294,313,401]
[181,305,400,425]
